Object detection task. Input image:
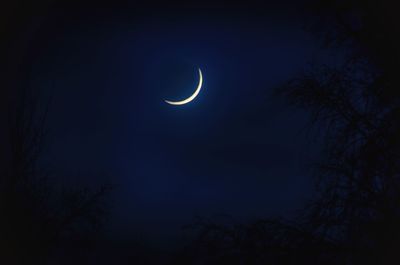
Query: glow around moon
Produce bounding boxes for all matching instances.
[165,68,203,106]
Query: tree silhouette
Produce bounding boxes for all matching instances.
[280,0,400,263]
[176,1,400,264]
[0,88,110,265]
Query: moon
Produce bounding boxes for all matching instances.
[165,68,203,105]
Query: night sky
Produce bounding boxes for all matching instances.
[4,0,400,264]
[3,0,341,255]
[18,1,328,243]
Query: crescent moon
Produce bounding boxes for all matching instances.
[165,68,203,105]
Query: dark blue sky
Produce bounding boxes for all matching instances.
[25,3,329,245]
